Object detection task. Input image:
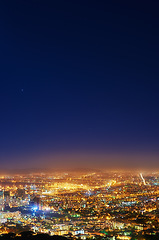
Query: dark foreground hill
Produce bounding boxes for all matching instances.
[1,231,159,240]
[0,232,69,240]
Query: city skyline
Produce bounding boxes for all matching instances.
[0,169,159,239]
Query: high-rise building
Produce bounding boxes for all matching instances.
[0,190,4,211]
[30,196,42,211]
[0,190,3,198]
[33,196,42,210]
[16,189,26,199]
[4,191,10,204]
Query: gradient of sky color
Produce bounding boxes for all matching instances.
[0,1,159,169]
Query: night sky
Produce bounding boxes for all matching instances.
[1,1,159,169]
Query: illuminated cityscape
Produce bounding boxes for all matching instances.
[0,170,159,239]
[1,0,159,239]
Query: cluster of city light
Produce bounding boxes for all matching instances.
[0,171,158,239]
[43,182,90,194]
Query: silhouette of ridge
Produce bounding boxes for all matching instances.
[0,232,69,240]
[0,231,159,240]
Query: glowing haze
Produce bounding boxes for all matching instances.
[2,152,159,171]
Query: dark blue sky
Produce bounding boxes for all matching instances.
[0,1,159,169]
